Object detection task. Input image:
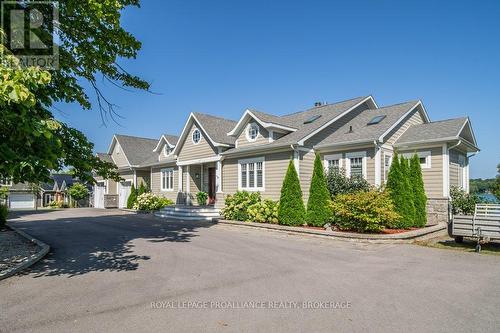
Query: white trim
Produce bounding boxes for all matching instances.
[298,96,376,145]
[442,144,450,197]
[378,101,423,143]
[133,170,137,187]
[191,128,201,145]
[177,155,221,166]
[153,135,176,152]
[107,135,132,167]
[382,151,394,183]
[178,166,183,192]
[374,146,381,186]
[186,166,190,193]
[457,118,479,148]
[293,150,300,176]
[345,151,367,179]
[216,160,222,193]
[402,150,432,169]
[268,130,274,143]
[245,122,259,142]
[323,153,343,170]
[227,109,297,136]
[160,168,174,191]
[238,157,265,192]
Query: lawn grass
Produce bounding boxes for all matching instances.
[415,236,500,256]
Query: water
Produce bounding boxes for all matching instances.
[476,193,498,203]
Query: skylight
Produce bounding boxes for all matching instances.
[367,115,386,125]
[304,114,322,124]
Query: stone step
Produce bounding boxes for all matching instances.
[154,212,218,221]
[160,206,219,214]
[158,210,221,218]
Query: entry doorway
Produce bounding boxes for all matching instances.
[208,167,216,205]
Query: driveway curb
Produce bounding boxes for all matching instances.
[0,225,50,281]
[217,219,446,243]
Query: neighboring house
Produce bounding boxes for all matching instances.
[1,173,86,209]
[96,96,479,224]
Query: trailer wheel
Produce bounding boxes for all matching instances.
[454,236,464,243]
[475,244,481,253]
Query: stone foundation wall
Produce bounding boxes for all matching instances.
[427,198,449,226]
[104,194,118,209]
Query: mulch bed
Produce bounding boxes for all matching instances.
[0,227,41,275]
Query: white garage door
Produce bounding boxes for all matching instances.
[10,193,35,209]
[94,183,105,208]
[118,181,132,208]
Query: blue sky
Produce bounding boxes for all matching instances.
[56,0,500,178]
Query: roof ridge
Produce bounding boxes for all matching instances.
[281,96,369,117]
[372,100,419,110]
[193,112,237,123]
[115,134,158,141]
[414,116,468,125]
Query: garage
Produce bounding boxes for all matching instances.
[94,182,106,208]
[9,193,35,209]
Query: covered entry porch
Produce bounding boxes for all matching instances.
[177,157,222,206]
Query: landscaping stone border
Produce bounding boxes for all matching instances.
[217,219,446,243]
[0,225,50,281]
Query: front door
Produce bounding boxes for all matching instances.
[208,167,216,205]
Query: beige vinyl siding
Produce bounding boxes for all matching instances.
[381,147,394,184]
[222,150,293,201]
[299,149,316,204]
[386,109,425,145]
[236,122,270,148]
[177,122,218,161]
[151,165,178,202]
[188,165,202,193]
[111,142,129,167]
[107,179,117,195]
[449,149,466,188]
[400,146,443,198]
[320,146,376,184]
[304,103,370,147]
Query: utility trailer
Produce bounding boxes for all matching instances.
[449,204,500,252]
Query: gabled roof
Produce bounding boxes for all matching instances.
[313,101,421,148]
[227,109,298,136]
[96,152,114,164]
[395,117,478,150]
[153,134,179,152]
[109,134,159,166]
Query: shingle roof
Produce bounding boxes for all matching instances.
[314,101,419,147]
[115,134,159,166]
[193,112,238,145]
[163,134,179,145]
[395,117,468,145]
[96,152,114,164]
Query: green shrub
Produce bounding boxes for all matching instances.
[450,186,479,215]
[196,191,208,206]
[247,199,279,223]
[127,184,137,209]
[67,183,89,207]
[399,156,416,224]
[138,182,147,195]
[133,193,173,211]
[409,154,427,227]
[48,200,68,208]
[331,191,400,233]
[278,160,306,226]
[221,191,261,221]
[307,153,332,226]
[0,204,8,227]
[386,152,415,229]
[326,168,370,198]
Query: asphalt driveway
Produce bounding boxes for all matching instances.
[1,208,499,332]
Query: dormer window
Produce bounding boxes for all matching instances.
[246,123,259,142]
[192,129,201,144]
[163,144,171,157]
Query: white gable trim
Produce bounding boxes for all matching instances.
[153,135,176,152]
[458,118,479,148]
[106,135,132,167]
[227,109,297,137]
[173,113,230,156]
[297,96,377,146]
[378,101,430,143]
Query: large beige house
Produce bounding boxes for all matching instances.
[95,96,479,224]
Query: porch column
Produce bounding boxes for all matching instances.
[178,165,183,192]
[216,160,222,193]
[200,163,204,192]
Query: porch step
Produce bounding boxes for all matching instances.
[154,205,221,221]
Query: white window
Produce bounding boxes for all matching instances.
[163,145,172,157]
[324,154,342,172]
[346,152,367,179]
[383,152,393,182]
[0,178,12,186]
[238,157,265,191]
[192,129,201,144]
[161,168,174,191]
[402,151,431,169]
[246,123,259,142]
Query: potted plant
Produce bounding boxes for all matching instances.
[196,191,208,206]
